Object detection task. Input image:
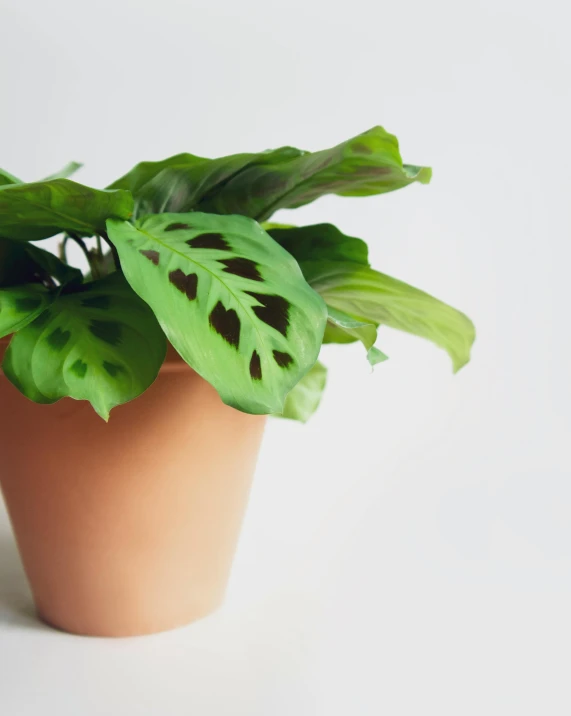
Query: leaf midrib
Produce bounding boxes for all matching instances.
[136,225,271,360]
[253,144,403,222]
[1,184,122,234]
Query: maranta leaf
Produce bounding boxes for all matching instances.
[268,224,386,364]
[2,273,166,419]
[303,260,475,373]
[273,223,474,371]
[107,213,327,415]
[0,284,54,337]
[0,178,133,241]
[276,360,328,423]
[108,127,430,222]
[108,147,303,218]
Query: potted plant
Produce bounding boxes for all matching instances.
[0,126,475,637]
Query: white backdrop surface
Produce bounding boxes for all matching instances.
[0,0,570,713]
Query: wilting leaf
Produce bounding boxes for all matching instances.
[0,168,21,187]
[0,178,133,241]
[0,284,54,337]
[303,261,475,372]
[196,126,431,221]
[275,360,327,423]
[107,212,327,414]
[41,161,83,181]
[2,273,166,419]
[326,306,388,366]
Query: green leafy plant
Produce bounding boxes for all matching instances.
[0,126,475,421]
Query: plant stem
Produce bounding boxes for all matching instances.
[59,236,69,264]
[67,233,101,279]
[98,230,121,272]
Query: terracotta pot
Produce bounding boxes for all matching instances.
[0,338,266,637]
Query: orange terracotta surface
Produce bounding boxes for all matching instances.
[0,338,266,637]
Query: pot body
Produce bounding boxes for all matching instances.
[0,342,266,637]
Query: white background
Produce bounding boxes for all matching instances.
[1,0,570,713]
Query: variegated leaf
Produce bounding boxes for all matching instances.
[107,213,327,415]
[0,284,54,337]
[2,273,166,419]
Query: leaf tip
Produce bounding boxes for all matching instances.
[367,346,389,369]
[404,164,432,184]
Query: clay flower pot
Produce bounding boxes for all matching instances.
[0,338,266,637]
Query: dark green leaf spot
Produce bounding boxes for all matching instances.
[187,233,231,251]
[249,350,262,380]
[15,296,42,313]
[46,327,71,351]
[70,359,88,378]
[82,295,111,309]
[32,310,51,328]
[103,361,124,378]
[351,142,373,155]
[220,257,262,282]
[169,269,198,300]
[273,350,294,368]
[246,292,290,337]
[140,249,160,265]
[164,222,191,231]
[209,301,240,349]
[89,320,122,346]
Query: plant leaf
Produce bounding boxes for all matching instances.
[24,244,83,286]
[195,126,431,221]
[326,306,388,366]
[276,360,327,423]
[108,127,429,222]
[0,168,21,186]
[41,161,83,181]
[267,223,385,363]
[0,238,82,288]
[0,179,133,241]
[109,148,304,217]
[0,239,42,287]
[107,212,327,414]
[0,284,54,337]
[302,261,475,372]
[2,273,166,419]
[268,223,369,266]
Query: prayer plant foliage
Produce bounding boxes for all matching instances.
[0,126,475,422]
